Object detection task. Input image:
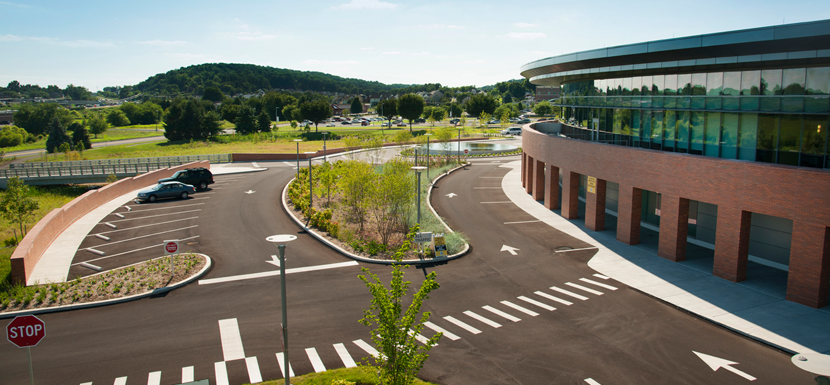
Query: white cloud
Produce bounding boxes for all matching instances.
[0,34,23,41]
[303,59,359,65]
[506,32,546,40]
[331,0,397,10]
[382,51,400,55]
[0,1,30,8]
[139,39,187,47]
[0,34,115,47]
[515,22,536,28]
[235,32,278,41]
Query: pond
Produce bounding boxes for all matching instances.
[416,141,518,155]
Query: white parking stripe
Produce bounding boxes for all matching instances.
[409,329,433,345]
[147,371,161,385]
[214,362,229,385]
[551,286,589,300]
[198,261,359,285]
[182,366,194,383]
[275,352,296,377]
[593,273,610,280]
[81,382,92,385]
[579,278,618,291]
[423,321,460,341]
[534,291,573,306]
[518,296,556,311]
[109,209,202,223]
[464,311,502,328]
[503,220,541,224]
[89,217,199,236]
[443,316,482,334]
[585,379,602,385]
[353,339,379,358]
[483,305,522,322]
[125,203,205,213]
[306,348,327,373]
[114,377,127,385]
[75,236,201,265]
[245,357,262,383]
[566,282,604,296]
[218,318,245,361]
[85,226,198,248]
[334,343,357,368]
[480,201,512,204]
[501,301,540,316]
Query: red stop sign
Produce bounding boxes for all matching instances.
[7,315,45,348]
[165,242,178,253]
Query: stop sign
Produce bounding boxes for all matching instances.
[164,240,179,254]
[7,315,45,348]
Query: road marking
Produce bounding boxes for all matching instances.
[443,316,482,334]
[478,177,502,178]
[114,213,125,218]
[148,371,161,385]
[501,300,540,316]
[109,209,202,223]
[218,318,245,361]
[503,220,541,224]
[81,382,92,385]
[585,379,601,385]
[104,222,117,229]
[473,187,501,189]
[518,296,556,311]
[124,203,205,213]
[245,356,262,383]
[275,352,296,377]
[86,248,105,256]
[551,286,589,300]
[464,311,502,328]
[500,245,520,255]
[244,190,255,194]
[214,362,229,385]
[446,193,458,198]
[74,236,201,265]
[580,278,618,291]
[423,321,460,341]
[79,262,102,271]
[124,206,131,211]
[555,246,599,253]
[693,351,756,381]
[566,282,604,296]
[480,201,512,204]
[409,329,433,345]
[483,305,522,322]
[198,261,359,285]
[593,273,610,280]
[94,234,111,241]
[534,291,573,306]
[334,343,357,368]
[306,348,327,373]
[114,377,127,385]
[87,225,198,248]
[252,162,259,168]
[89,217,199,236]
[182,366,194,383]
[353,339,379,358]
[267,255,281,267]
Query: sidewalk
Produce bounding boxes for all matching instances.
[499,160,830,355]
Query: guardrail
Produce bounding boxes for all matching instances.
[10,154,230,169]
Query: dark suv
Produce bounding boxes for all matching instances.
[158,167,214,190]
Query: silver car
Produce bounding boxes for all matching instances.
[135,182,196,203]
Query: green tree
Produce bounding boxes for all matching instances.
[164,99,222,140]
[0,176,40,239]
[350,96,363,114]
[446,103,462,119]
[358,225,440,385]
[340,160,375,231]
[234,105,258,134]
[64,84,93,101]
[281,104,300,122]
[533,100,553,117]
[69,122,92,150]
[220,103,241,122]
[88,115,108,138]
[106,109,131,127]
[202,86,224,102]
[13,103,73,136]
[397,93,425,133]
[465,93,497,117]
[299,99,333,132]
[257,110,272,132]
[377,98,398,131]
[478,112,492,128]
[45,116,72,153]
[371,159,415,244]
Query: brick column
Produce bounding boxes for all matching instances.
[533,160,545,201]
[521,152,526,187]
[545,165,560,210]
[658,195,689,262]
[525,155,534,194]
[616,184,642,245]
[585,178,606,231]
[561,170,579,220]
[713,208,751,282]
[786,222,830,308]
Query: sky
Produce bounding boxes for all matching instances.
[2,0,830,91]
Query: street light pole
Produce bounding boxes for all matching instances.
[322,132,328,162]
[294,139,302,180]
[411,166,426,226]
[266,234,297,385]
[457,128,462,164]
[424,133,432,180]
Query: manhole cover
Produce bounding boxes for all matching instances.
[555,246,573,251]
[187,242,199,246]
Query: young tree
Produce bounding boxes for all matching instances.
[257,110,272,132]
[0,176,40,238]
[533,100,553,117]
[299,99,333,132]
[340,160,375,231]
[45,116,72,153]
[371,159,415,243]
[397,93,425,133]
[500,109,511,130]
[106,109,131,127]
[446,103,462,119]
[350,96,363,114]
[478,112,492,128]
[377,98,397,131]
[69,122,92,150]
[13,103,74,136]
[465,93,497,117]
[88,114,108,138]
[358,225,440,385]
[234,105,258,134]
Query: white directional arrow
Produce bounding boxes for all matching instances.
[501,245,519,255]
[693,351,756,381]
[245,190,256,194]
[446,193,458,198]
[266,255,282,267]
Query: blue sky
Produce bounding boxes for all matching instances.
[2,0,829,91]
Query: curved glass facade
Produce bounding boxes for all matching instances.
[558,67,830,168]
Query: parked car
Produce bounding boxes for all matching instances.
[326,123,336,127]
[382,122,392,127]
[341,120,352,125]
[157,167,214,190]
[449,118,460,125]
[517,118,531,124]
[361,121,369,126]
[135,182,196,203]
[414,118,426,123]
[488,119,500,125]
[397,122,407,127]
[501,127,522,136]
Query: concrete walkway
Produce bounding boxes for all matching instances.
[499,160,830,355]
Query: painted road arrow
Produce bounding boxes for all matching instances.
[446,193,458,198]
[693,351,756,381]
[266,255,281,267]
[245,190,256,194]
[501,245,519,255]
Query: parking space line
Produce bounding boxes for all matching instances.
[409,329,433,346]
[443,316,482,334]
[534,291,573,306]
[306,348,327,373]
[334,343,357,368]
[148,371,161,385]
[478,177,502,178]
[182,366,194,383]
[480,201,512,204]
[566,282,604,295]
[88,217,198,236]
[197,261,359,285]
[423,321,460,341]
[551,286,589,300]
[275,352,296,377]
[214,362,229,385]
[86,226,198,248]
[517,296,556,311]
[352,339,379,358]
[593,273,610,280]
[114,376,127,385]
[580,278,618,290]
[122,203,205,213]
[73,236,200,265]
[483,305,522,322]
[585,379,601,385]
[109,209,202,223]
[555,246,599,253]
[245,357,262,384]
[500,301,540,316]
[473,187,501,189]
[219,318,245,361]
[504,220,541,224]
[464,311,502,328]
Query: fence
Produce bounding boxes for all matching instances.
[2,154,230,179]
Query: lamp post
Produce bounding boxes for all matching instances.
[294,139,302,180]
[305,152,316,211]
[411,166,427,226]
[322,132,329,162]
[456,128,463,164]
[265,234,297,385]
[424,133,432,179]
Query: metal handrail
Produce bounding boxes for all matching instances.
[1,154,230,179]
[10,154,230,169]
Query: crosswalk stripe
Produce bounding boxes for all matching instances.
[306,348,327,373]
[182,366,194,383]
[551,286,589,300]
[566,282,604,296]
[464,310,503,328]
[114,377,127,385]
[147,371,161,385]
[245,356,262,383]
[534,290,573,305]
[423,321,461,340]
[80,383,92,385]
[518,296,556,311]
[353,339,379,358]
[218,318,246,361]
[409,329,433,345]
[334,343,357,368]
[443,316,482,334]
[275,352,296,378]
[585,378,602,385]
[580,278,618,290]
[214,362,229,385]
[501,300,540,316]
[593,273,610,280]
[483,305,522,322]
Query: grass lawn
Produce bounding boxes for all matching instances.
[251,366,437,385]
[1,128,163,153]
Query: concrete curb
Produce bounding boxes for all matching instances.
[281,162,470,266]
[0,253,212,319]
